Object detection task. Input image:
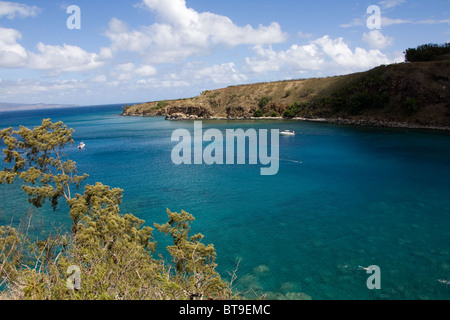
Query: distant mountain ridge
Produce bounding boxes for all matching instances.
[0,103,78,112]
[123,59,450,130]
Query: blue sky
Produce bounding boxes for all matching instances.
[0,0,449,106]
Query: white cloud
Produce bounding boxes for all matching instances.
[316,36,396,70]
[27,43,104,75]
[0,27,108,74]
[0,1,40,19]
[131,61,246,90]
[340,18,364,29]
[0,78,87,102]
[246,36,402,76]
[378,0,406,9]
[343,15,446,29]
[105,0,288,63]
[297,31,314,39]
[99,47,113,60]
[343,15,445,29]
[417,19,450,25]
[341,16,412,29]
[116,62,135,74]
[145,0,288,47]
[135,78,190,89]
[381,17,412,26]
[188,62,247,84]
[91,75,107,83]
[111,62,157,81]
[136,64,157,77]
[106,18,152,52]
[362,30,394,49]
[114,62,136,81]
[0,27,27,67]
[246,43,324,74]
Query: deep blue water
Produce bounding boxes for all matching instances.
[0,105,449,300]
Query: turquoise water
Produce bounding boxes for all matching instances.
[0,105,449,300]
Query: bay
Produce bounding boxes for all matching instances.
[0,104,449,300]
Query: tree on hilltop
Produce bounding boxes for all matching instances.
[405,43,450,62]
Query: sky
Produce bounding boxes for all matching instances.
[0,0,449,106]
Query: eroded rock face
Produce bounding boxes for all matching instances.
[166,106,213,119]
[166,113,200,120]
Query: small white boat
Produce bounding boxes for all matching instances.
[78,142,85,149]
[280,130,295,136]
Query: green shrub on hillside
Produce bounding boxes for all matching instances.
[283,101,307,118]
[155,101,169,109]
[254,109,264,117]
[403,97,420,115]
[258,96,271,109]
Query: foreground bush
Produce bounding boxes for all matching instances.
[0,119,236,300]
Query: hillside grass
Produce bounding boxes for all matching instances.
[123,59,450,128]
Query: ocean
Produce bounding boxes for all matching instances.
[0,104,449,300]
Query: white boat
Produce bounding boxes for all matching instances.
[78,142,85,149]
[280,130,295,136]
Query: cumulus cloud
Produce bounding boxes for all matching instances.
[245,43,324,74]
[246,35,402,76]
[143,0,286,46]
[316,36,396,70]
[112,62,158,81]
[0,27,108,74]
[362,30,394,49]
[106,18,152,52]
[105,0,288,63]
[132,61,247,90]
[0,27,27,67]
[188,62,247,84]
[91,75,107,83]
[27,43,104,75]
[136,64,158,77]
[0,1,40,19]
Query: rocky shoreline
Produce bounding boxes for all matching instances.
[123,112,450,131]
[165,112,450,131]
[322,117,450,131]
